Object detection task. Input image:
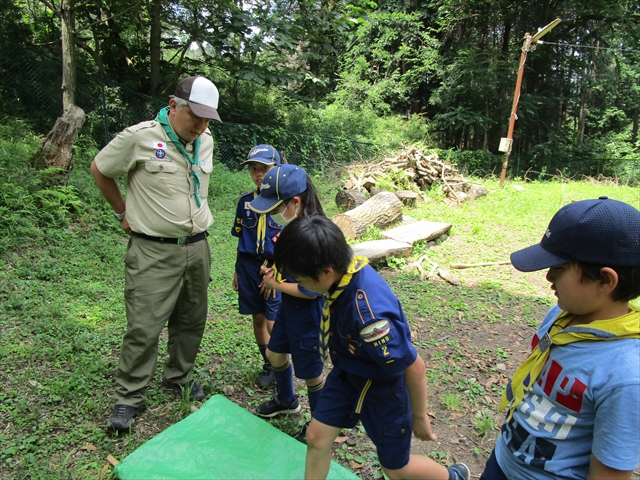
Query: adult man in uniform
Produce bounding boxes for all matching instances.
[91,76,221,432]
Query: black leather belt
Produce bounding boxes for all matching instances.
[131,231,208,245]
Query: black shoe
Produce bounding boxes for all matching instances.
[295,421,310,444]
[448,463,471,480]
[161,378,205,402]
[107,404,139,432]
[256,389,300,418]
[257,364,275,389]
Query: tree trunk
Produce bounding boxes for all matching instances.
[60,0,76,111]
[33,105,86,183]
[332,191,403,239]
[149,0,162,95]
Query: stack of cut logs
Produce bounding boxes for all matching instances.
[333,146,488,239]
[344,146,470,201]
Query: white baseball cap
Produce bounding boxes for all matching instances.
[173,76,221,122]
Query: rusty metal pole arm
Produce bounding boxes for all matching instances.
[499,18,561,188]
[499,33,531,188]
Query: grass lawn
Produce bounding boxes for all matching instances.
[1,142,638,479]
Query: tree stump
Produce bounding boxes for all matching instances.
[332,191,403,239]
[370,187,385,196]
[33,105,86,183]
[362,177,376,191]
[465,184,488,200]
[335,189,367,210]
[395,190,418,206]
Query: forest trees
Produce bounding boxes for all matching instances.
[2,0,639,178]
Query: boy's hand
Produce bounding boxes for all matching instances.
[232,272,239,291]
[260,265,278,292]
[411,414,438,442]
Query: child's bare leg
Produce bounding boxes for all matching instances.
[382,454,450,480]
[304,375,324,387]
[266,349,287,368]
[251,313,270,344]
[305,419,341,480]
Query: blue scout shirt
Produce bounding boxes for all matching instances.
[231,190,282,256]
[327,265,417,381]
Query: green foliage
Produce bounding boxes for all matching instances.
[0,122,87,254]
[332,11,439,115]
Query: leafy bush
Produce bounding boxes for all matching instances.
[0,120,85,254]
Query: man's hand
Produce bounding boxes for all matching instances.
[232,272,239,291]
[120,217,132,235]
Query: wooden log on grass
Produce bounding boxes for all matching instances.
[332,191,403,239]
[395,190,418,206]
[335,189,367,210]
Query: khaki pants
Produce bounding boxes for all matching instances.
[114,236,211,407]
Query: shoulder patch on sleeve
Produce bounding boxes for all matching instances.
[359,320,391,343]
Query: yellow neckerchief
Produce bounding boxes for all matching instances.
[319,256,369,362]
[253,190,268,254]
[501,306,640,421]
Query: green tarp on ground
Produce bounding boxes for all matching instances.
[114,394,359,479]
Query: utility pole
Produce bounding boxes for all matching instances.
[499,18,561,188]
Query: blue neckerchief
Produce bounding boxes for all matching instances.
[155,106,202,207]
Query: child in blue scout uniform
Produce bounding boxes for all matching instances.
[231,144,283,388]
[273,215,470,480]
[481,197,640,480]
[248,165,327,440]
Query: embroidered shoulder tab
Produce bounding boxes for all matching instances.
[355,289,375,325]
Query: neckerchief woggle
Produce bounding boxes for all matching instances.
[155,106,202,207]
[500,306,640,421]
[319,256,369,362]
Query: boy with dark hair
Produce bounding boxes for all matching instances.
[481,197,640,480]
[274,215,469,480]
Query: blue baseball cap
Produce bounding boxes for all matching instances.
[241,144,281,166]
[510,197,640,272]
[249,164,308,213]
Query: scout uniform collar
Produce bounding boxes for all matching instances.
[319,256,369,362]
[155,106,202,207]
[501,306,640,421]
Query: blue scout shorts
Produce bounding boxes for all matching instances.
[235,253,281,319]
[313,367,412,470]
[268,294,324,379]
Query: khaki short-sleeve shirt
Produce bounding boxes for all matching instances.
[94,120,214,237]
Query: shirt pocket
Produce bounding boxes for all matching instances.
[142,160,178,196]
[240,216,258,229]
[198,159,213,198]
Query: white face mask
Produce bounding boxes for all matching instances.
[272,200,298,226]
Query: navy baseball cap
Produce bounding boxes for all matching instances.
[249,164,308,213]
[241,144,281,166]
[510,197,640,272]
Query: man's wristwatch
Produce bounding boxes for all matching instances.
[113,210,126,222]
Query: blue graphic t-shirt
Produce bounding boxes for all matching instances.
[495,305,640,479]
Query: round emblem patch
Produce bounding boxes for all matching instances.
[156,149,166,159]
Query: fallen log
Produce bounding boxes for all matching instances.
[332,191,403,239]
